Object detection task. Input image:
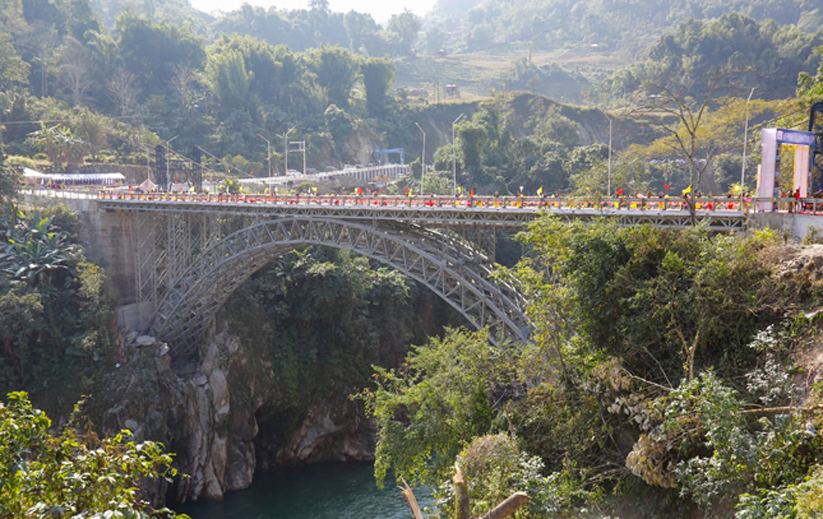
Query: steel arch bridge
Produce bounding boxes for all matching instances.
[132,213,529,357]
[27,191,752,358]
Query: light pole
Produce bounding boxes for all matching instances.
[283,126,295,175]
[606,114,612,197]
[257,134,272,177]
[415,122,426,194]
[452,113,465,195]
[741,87,756,209]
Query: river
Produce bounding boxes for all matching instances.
[177,462,434,519]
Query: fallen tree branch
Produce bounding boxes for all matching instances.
[399,478,424,519]
[478,492,530,519]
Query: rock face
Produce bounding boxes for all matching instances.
[276,402,375,466]
[100,330,375,504]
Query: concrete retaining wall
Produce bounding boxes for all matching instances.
[748,212,823,242]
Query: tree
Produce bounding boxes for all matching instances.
[57,37,94,106]
[361,328,512,487]
[0,142,17,203]
[387,10,420,56]
[642,71,732,224]
[0,391,186,518]
[0,288,41,381]
[799,46,823,98]
[117,14,206,98]
[309,45,359,108]
[26,125,87,171]
[206,47,252,114]
[108,69,141,116]
[0,32,29,91]
[361,57,394,116]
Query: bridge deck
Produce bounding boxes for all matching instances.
[36,191,747,230]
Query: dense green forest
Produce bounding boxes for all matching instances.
[0,0,821,191]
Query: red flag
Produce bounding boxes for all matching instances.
[250,170,254,175]
[356,187,363,195]
[404,185,409,192]
[616,187,623,196]
[663,184,670,191]
[470,187,474,198]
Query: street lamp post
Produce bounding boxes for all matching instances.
[415,122,426,194]
[257,134,272,177]
[607,115,612,197]
[601,112,612,196]
[283,126,296,175]
[452,113,465,195]
[741,87,756,209]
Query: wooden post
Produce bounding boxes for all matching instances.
[453,465,471,519]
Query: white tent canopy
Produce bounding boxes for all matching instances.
[23,168,126,185]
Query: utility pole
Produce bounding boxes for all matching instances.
[452,113,465,195]
[741,87,756,209]
[289,140,307,175]
[415,122,426,194]
[257,134,272,177]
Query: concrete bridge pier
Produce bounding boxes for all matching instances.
[27,195,152,332]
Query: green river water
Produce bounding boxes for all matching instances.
[177,462,434,519]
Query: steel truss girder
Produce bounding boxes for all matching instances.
[100,199,746,232]
[150,218,530,357]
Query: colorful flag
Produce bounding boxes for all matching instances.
[616,187,624,196]
[469,187,474,198]
[663,184,670,191]
[537,186,543,196]
[682,185,692,196]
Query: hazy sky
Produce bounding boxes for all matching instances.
[188,0,437,24]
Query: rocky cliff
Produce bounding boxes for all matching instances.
[98,250,456,504]
[100,329,380,503]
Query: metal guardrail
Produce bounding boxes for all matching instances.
[237,164,410,185]
[32,188,823,225]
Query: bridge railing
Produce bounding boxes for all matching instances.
[26,187,823,216]
[87,191,753,212]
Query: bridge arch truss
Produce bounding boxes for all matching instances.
[142,216,529,356]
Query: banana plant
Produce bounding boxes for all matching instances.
[0,213,79,290]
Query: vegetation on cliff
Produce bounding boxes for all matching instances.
[365,219,823,517]
[0,391,184,518]
[0,152,115,415]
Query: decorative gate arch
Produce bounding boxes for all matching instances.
[150,218,530,356]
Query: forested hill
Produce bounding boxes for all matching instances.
[2,0,823,191]
[430,0,822,50]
